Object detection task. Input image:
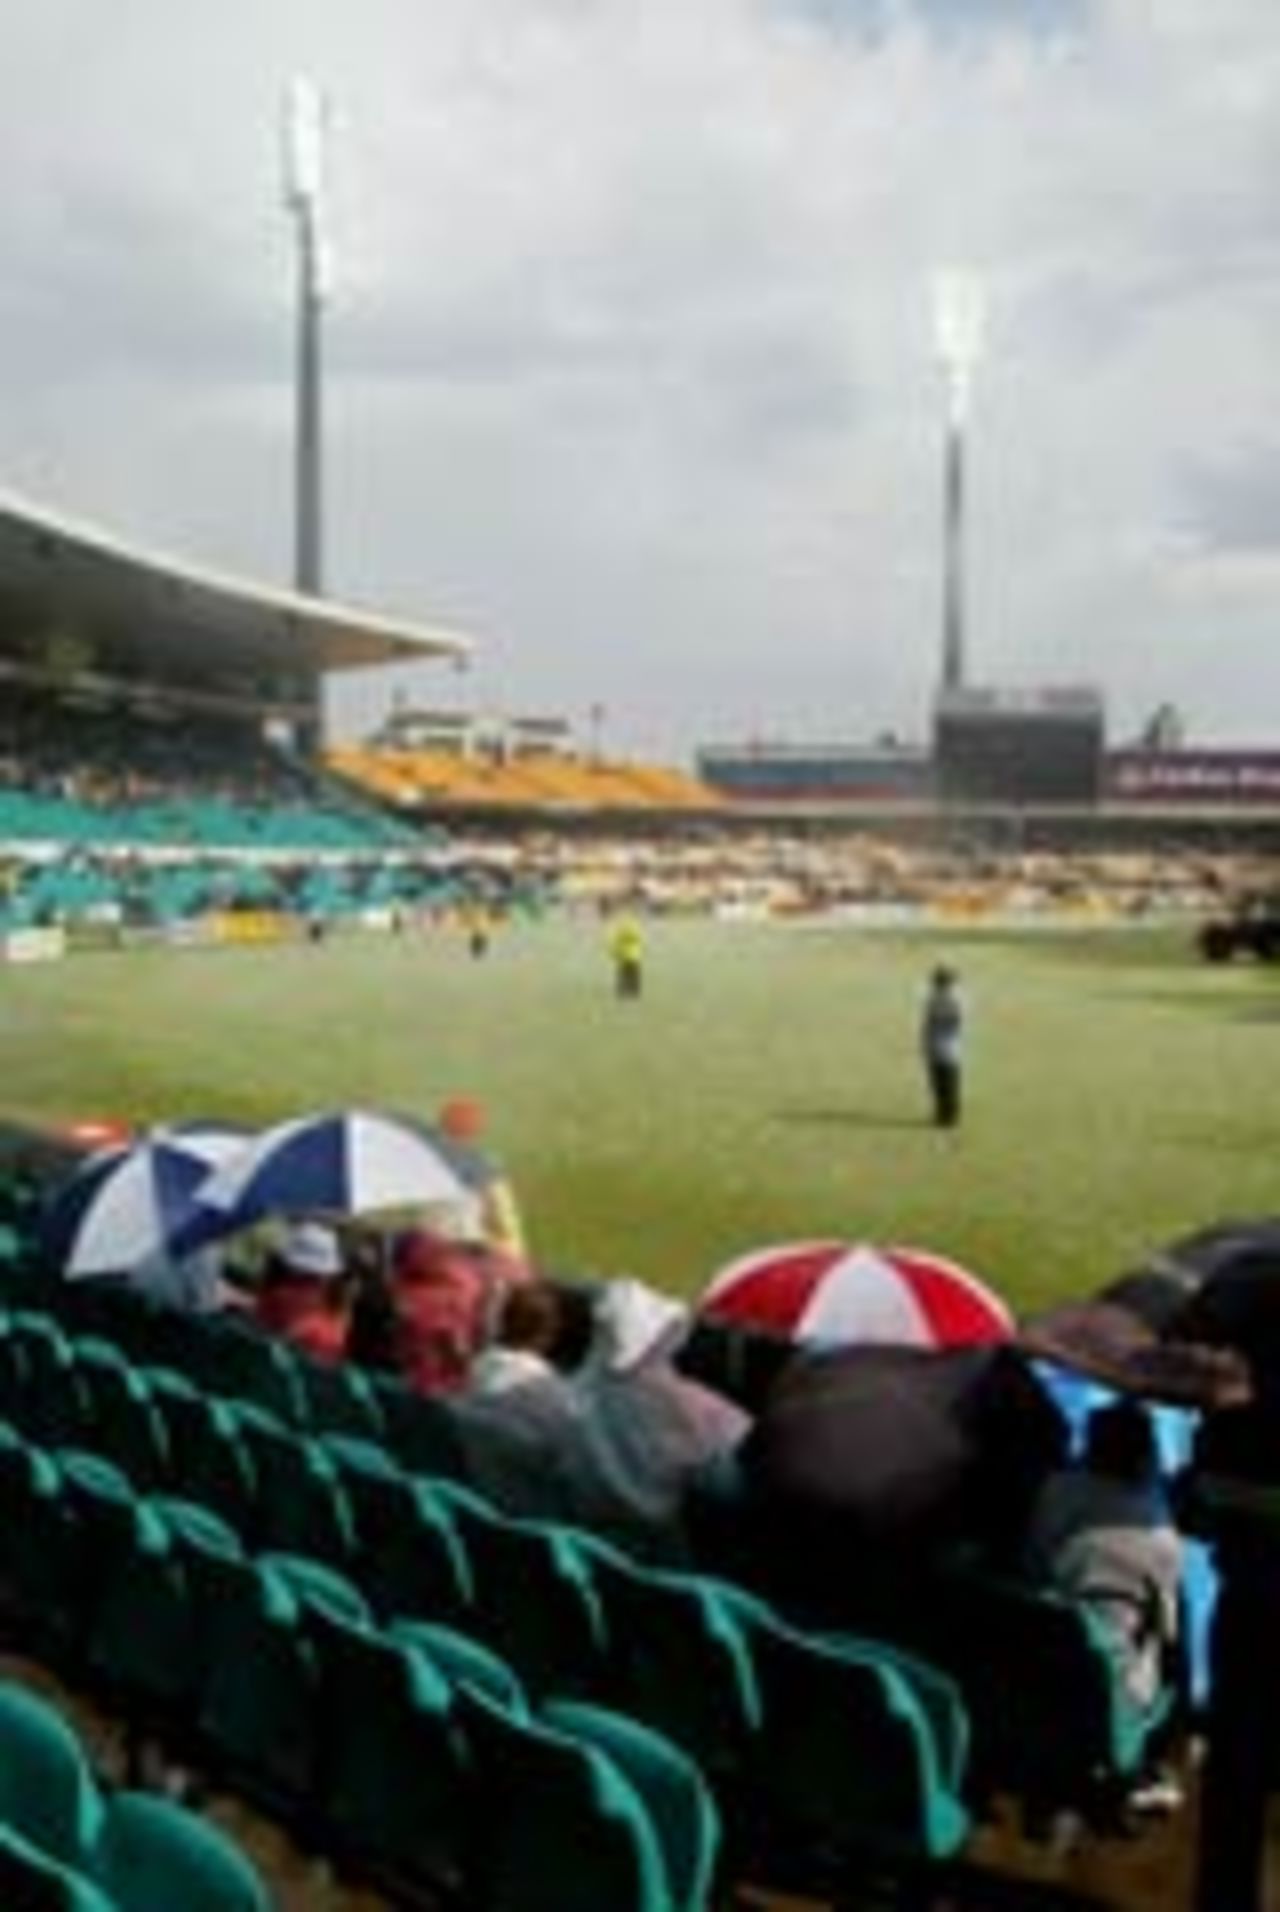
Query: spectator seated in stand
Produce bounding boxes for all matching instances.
[451,1281,599,1516]
[1024,1397,1183,1713]
[254,1221,351,1364]
[562,1277,753,1559]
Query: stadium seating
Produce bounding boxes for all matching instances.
[4,1287,1195,1901]
[0,1679,273,1911]
[0,1819,117,1910]
[92,1789,273,1912]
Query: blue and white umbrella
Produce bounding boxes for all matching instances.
[178,1107,469,1246]
[42,1122,251,1280]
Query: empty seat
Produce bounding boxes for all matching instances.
[452,1680,685,1912]
[58,1453,174,1669]
[390,1617,527,1712]
[228,1412,355,1566]
[428,1485,608,1699]
[195,1551,321,1815]
[192,1319,306,1425]
[541,1697,722,1912]
[148,1383,259,1538]
[92,1790,273,1912]
[726,1594,970,1890]
[295,1355,386,1441]
[565,1535,762,1787]
[10,1315,80,1449]
[0,1681,104,1871]
[0,1438,74,1648]
[322,1435,474,1627]
[0,1820,116,1912]
[71,1340,171,1492]
[306,1600,473,1902]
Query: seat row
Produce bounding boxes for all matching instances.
[0,1430,722,1911]
[0,1332,971,1904]
[0,1295,1169,1824]
[0,1677,270,1911]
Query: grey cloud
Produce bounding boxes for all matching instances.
[1,0,1279,759]
[1177,450,1280,559]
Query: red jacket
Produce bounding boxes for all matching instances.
[256,1275,349,1365]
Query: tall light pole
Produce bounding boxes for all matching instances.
[932,270,985,695]
[283,77,330,597]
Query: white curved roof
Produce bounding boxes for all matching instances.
[0,486,471,681]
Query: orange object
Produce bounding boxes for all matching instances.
[439,1097,485,1142]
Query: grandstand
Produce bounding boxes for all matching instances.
[332,703,719,820]
[0,491,496,943]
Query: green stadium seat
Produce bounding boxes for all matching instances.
[197,1323,305,1426]
[451,1680,681,1912]
[724,1593,970,1890]
[390,1617,527,1712]
[541,1697,722,1912]
[11,1315,80,1449]
[0,1682,104,1871]
[88,1497,230,1738]
[0,1438,73,1649]
[0,1820,117,1912]
[323,1438,474,1628]
[228,1414,355,1567]
[92,1792,273,1912]
[427,1485,608,1699]
[563,1534,763,1788]
[304,1601,472,1902]
[56,1452,165,1673]
[717,1581,971,1800]
[194,1551,320,1815]
[70,1340,171,1492]
[372,1381,472,1480]
[294,1354,386,1440]
[903,1560,1174,1812]
[148,1383,259,1538]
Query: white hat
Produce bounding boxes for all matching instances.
[591,1277,690,1373]
[278,1221,344,1279]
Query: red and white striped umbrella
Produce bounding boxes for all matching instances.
[700,1240,1013,1349]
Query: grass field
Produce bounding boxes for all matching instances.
[4,916,1279,1316]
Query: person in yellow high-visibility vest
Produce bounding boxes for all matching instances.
[608,916,645,1000]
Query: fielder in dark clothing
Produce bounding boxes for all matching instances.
[920,965,964,1128]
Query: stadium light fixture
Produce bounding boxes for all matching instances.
[931,269,985,693]
[282,76,329,599]
[283,76,327,213]
[932,268,985,426]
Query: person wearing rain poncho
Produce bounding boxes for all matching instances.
[454,1276,751,1556]
[560,1277,753,1557]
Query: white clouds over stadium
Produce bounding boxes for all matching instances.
[0,0,1277,753]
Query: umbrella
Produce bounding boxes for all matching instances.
[178,1107,469,1246]
[40,1122,250,1280]
[700,1240,1013,1350]
[1016,1218,1280,1409]
[738,1341,1066,1549]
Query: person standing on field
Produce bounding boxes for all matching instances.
[608,916,645,1001]
[920,965,964,1129]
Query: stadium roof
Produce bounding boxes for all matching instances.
[0,486,471,683]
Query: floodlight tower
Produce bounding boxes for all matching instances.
[283,76,330,596]
[932,270,985,694]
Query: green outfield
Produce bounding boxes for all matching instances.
[4,917,1277,1315]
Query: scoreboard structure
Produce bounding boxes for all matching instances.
[933,684,1105,805]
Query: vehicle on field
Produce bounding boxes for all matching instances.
[1198,894,1280,963]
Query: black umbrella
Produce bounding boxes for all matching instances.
[1018,1218,1280,1409]
[1103,1216,1280,1329]
[738,1341,1067,1553]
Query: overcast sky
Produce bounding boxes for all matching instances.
[2,0,1279,760]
